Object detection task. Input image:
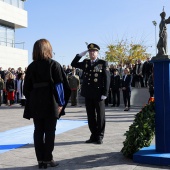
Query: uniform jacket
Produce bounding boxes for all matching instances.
[71,54,110,100]
[122,74,132,92]
[68,75,80,90]
[23,58,71,120]
[110,75,121,90]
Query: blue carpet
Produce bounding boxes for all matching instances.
[0,119,87,154]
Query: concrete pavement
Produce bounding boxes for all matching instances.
[0,103,169,170]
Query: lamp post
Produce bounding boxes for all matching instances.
[152,20,157,55]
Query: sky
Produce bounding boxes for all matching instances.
[16,0,170,66]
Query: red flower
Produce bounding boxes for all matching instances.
[149,97,154,103]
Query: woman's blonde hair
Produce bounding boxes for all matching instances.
[32,39,53,61]
[8,72,14,79]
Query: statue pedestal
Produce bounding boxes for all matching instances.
[133,55,170,166]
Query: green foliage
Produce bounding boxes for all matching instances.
[105,40,128,64]
[121,102,155,158]
[105,40,151,64]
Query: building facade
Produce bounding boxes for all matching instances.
[0,0,28,70]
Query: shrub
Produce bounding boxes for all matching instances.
[121,101,155,158]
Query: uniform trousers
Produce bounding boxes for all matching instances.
[71,90,78,106]
[85,97,105,141]
[33,117,57,162]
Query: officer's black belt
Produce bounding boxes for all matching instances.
[33,82,49,88]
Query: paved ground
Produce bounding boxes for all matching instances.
[0,103,169,170]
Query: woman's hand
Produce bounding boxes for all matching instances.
[58,106,63,115]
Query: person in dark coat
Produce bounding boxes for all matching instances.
[23,39,70,169]
[110,69,121,107]
[71,43,110,144]
[135,59,144,87]
[142,57,153,87]
[122,68,132,111]
[131,64,136,87]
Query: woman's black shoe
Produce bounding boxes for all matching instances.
[43,160,59,168]
[38,162,44,169]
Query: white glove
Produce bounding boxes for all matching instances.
[79,50,88,57]
[101,95,107,100]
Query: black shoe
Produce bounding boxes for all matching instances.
[85,139,96,143]
[96,140,103,144]
[43,160,59,168]
[111,105,115,107]
[38,162,44,169]
[124,107,128,111]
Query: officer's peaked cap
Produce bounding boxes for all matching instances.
[87,43,100,51]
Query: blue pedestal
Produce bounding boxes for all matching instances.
[133,56,170,166]
[133,145,170,166]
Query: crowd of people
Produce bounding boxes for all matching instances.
[0,56,154,108]
[0,67,27,106]
[61,56,154,110]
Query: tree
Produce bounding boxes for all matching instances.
[105,40,151,65]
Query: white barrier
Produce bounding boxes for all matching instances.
[78,87,150,107]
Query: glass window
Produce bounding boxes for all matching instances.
[0,25,15,47]
[11,0,18,7]
[0,26,6,46]
[4,0,11,4]
[7,27,14,47]
[2,0,24,9]
[19,0,24,9]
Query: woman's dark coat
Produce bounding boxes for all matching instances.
[23,59,71,120]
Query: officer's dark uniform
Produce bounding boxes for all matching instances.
[71,43,110,144]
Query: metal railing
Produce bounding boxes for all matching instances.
[0,40,25,49]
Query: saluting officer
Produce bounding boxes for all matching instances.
[71,43,110,144]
